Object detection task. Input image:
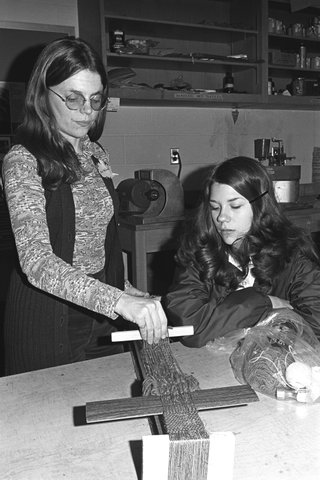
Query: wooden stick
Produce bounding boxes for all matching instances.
[111,325,194,342]
[86,384,259,423]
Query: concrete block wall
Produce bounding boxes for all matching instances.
[101,106,320,189]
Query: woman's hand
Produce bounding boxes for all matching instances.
[125,285,153,298]
[114,293,167,344]
[268,295,293,310]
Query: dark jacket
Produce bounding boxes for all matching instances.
[163,251,320,347]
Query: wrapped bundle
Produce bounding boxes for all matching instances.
[229,308,320,402]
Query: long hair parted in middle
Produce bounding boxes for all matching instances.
[176,156,319,293]
[15,37,109,190]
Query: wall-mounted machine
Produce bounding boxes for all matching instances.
[254,138,301,203]
[116,169,184,224]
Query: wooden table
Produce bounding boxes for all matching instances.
[0,352,148,480]
[118,216,183,291]
[1,343,320,480]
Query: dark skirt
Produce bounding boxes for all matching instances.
[4,266,124,375]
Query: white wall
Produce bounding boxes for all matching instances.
[0,0,78,33]
[102,106,320,188]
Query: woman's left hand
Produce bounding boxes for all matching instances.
[114,293,167,344]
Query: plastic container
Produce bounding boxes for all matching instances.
[110,29,125,53]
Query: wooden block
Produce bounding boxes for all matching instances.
[142,434,170,480]
[86,384,258,423]
[142,432,235,480]
[207,432,235,480]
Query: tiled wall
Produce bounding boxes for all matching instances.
[101,106,320,188]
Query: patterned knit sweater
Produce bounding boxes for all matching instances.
[3,137,125,319]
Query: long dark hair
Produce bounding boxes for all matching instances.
[177,156,319,293]
[14,37,108,190]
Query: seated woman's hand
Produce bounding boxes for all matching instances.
[114,293,167,344]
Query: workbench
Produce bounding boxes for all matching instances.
[119,206,320,291]
[1,343,319,480]
[118,216,183,292]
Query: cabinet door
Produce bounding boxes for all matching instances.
[0,22,75,83]
[100,0,264,106]
[0,21,75,135]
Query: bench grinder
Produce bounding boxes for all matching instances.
[116,169,184,224]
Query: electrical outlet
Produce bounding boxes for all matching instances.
[170,148,180,165]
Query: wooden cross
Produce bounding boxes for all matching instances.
[85,327,259,480]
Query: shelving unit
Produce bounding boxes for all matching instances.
[266,0,320,108]
[77,0,320,109]
[105,8,262,103]
[78,0,263,107]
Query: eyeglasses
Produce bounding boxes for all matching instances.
[47,87,107,111]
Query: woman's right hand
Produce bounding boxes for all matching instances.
[268,295,293,310]
[114,293,168,344]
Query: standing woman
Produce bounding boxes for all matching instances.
[163,156,320,347]
[2,37,167,375]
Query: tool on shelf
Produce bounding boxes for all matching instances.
[254,138,300,203]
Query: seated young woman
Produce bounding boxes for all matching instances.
[163,156,320,347]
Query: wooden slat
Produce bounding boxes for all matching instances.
[86,384,258,423]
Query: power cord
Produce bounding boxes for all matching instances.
[176,151,182,179]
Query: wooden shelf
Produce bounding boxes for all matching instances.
[269,33,320,46]
[109,87,263,108]
[266,94,320,109]
[107,52,261,69]
[105,14,259,35]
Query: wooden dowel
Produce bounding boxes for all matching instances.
[111,325,194,342]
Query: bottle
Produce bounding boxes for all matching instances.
[223,72,234,93]
[110,29,125,53]
[268,77,275,95]
[293,77,306,96]
[299,43,306,69]
[276,387,309,402]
